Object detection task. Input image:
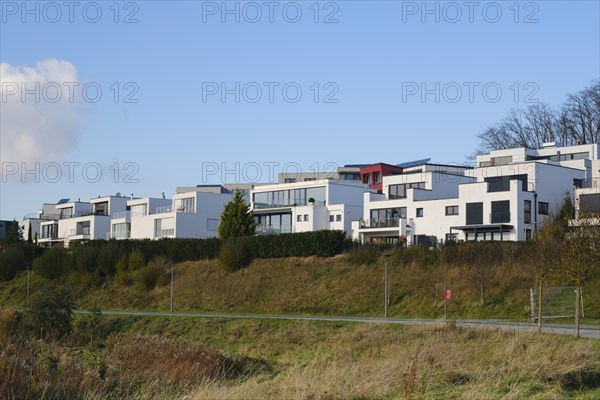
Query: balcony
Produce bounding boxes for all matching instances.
[155,206,173,214]
[255,225,295,235]
[576,178,600,189]
[23,213,60,221]
[253,200,326,209]
[158,229,175,238]
[359,218,401,229]
[112,211,130,219]
[490,212,511,224]
[107,231,130,240]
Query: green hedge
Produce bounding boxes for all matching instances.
[27,231,347,281]
[243,230,346,258]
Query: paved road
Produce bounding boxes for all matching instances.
[75,310,600,339]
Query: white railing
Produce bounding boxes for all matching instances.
[107,231,130,239]
[112,211,130,219]
[159,229,175,237]
[155,206,173,214]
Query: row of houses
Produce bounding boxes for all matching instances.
[20,143,600,248]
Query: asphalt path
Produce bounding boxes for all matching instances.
[75,310,600,339]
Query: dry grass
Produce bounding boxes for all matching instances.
[1,314,599,399]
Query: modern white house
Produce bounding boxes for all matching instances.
[116,188,235,240]
[21,202,61,244]
[47,196,130,247]
[353,143,598,245]
[250,179,374,236]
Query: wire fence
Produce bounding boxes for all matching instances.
[530,286,584,321]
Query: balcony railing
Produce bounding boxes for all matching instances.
[69,228,91,237]
[107,231,130,239]
[253,200,326,209]
[158,229,175,238]
[576,177,600,189]
[23,213,61,221]
[490,212,511,223]
[155,206,173,214]
[112,211,130,219]
[359,218,401,229]
[255,225,295,235]
[60,210,109,219]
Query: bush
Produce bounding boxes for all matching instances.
[0,248,25,281]
[345,244,384,266]
[72,245,98,273]
[25,287,74,339]
[244,230,346,258]
[134,257,169,290]
[219,239,252,272]
[128,248,145,270]
[33,246,70,280]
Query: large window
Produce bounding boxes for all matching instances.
[491,200,511,223]
[363,173,371,185]
[579,194,600,214]
[155,217,175,238]
[466,202,483,225]
[340,173,360,180]
[388,182,425,199]
[445,205,459,216]
[284,178,296,183]
[131,204,147,217]
[370,207,407,221]
[524,200,532,224]
[60,207,73,219]
[175,197,195,213]
[255,213,293,233]
[112,223,130,239]
[41,224,57,239]
[253,187,325,209]
[373,172,381,184]
[485,175,528,192]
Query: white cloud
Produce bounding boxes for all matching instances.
[1,58,81,164]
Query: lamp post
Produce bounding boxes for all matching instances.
[26,264,31,307]
[169,260,174,312]
[383,254,389,318]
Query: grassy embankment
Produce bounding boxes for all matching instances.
[1,253,598,322]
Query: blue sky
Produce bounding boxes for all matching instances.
[1,0,599,220]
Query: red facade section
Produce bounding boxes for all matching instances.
[359,163,404,192]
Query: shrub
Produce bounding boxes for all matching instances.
[25,287,74,339]
[128,248,145,270]
[134,257,169,290]
[33,246,70,280]
[0,248,25,281]
[219,239,252,272]
[244,230,346,258]
[72,245,98,273]
[345,244,384,266]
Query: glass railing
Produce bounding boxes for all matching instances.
[253,200,326,209]
[155,206,173,214]
[255,225,295,234]
[359,218,401,229]
[112,211,130,219]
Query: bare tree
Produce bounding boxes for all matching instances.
[475,80,599,155]
[560,216,600,338]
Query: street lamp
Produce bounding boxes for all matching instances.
[25,264,31,307]
[383,254,390,318]
[169,260,174,312]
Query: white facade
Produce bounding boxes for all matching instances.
[355,144,596,245]
[251,179,373,236]
[21,203,60,244]
[119,190,233,240]
[50,196,130,247]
